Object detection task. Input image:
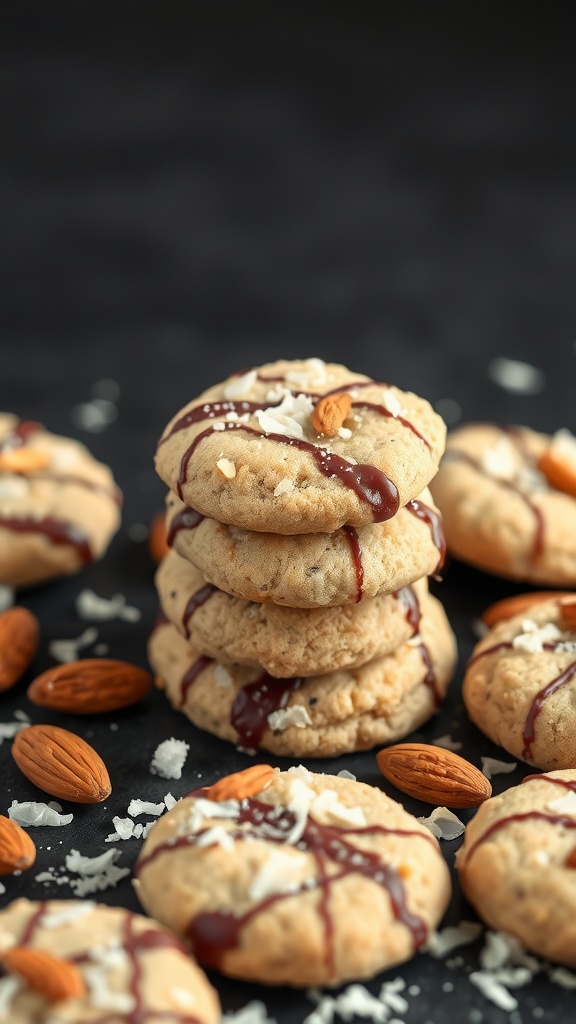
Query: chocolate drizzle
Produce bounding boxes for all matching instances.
[394,586,440,704]
[136,796,436,981]
[341,525,364,602]
[182,583,216,635]
[231,674,303,748]
[179,656,214,706]
[167,507,205,547]
[405,498,446,575]
[350,400,431,450]
[14,902,201,1023]
[522,774,576,793]
[0,514,93,564]
[0,420,43,450]
[159,399,278,445]
[178,422,400,522]
[465,810,576,864]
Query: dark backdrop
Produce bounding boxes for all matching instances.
[1,5,575,1023]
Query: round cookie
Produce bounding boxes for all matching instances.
[149,590,457,757]
[0,414,121,587]
[456,770,576,966]
[430,422,576,585]
[165,487,445,608]
[155,358,446,534]
[0,897,220,1023]
[156,548,430,677]
[463,596,576,771]
[134,765,451,987]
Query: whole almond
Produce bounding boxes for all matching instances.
[558,598,576,631]
[0,607,40,692]
[377,742,492,808]
[538,446,576,498]
[2,946,86,1002]
[0,815,36,874]
[0,447,51,473]
[12,724,111,803]
[149,510,169,564]
[482,591,574,629]
[27,659,152,714]
[311,393,352,436]
[206,764,275,802]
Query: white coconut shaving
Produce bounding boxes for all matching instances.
[150,737,190,779]
[487,357,545,395]
[418,806,465,840]
[8,800,73,827]
[426,921,483,957]
[49,626,99,663]
[76,589,141,623]
[267,705,312,732]
[481,757,517,779]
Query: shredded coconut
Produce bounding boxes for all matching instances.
[42,901,96,927]
[487,357,545,395]
[255,392,315,440]
[426,921,483,957]
[469,971,518,1011]
[8,800,73,827]
[222,1001,277,1024]
[284,358,327,389]
[268,705,312,732]
[76,589,141,623]
[0,977,21,1018]
[216,457,237,479]
[0,718,29,745]
[549,966,576,989]
[337,427,352,439]
[310,790,366,828]
[0,585,14,612]
[223,369,258,400]
[418,806,465,840]
[480,436,519,480]
[65,850,121,876]
[249,849,309,900]
[336,769,357,781]
[547,791,576,816]
[150,737,190,779]
[49,626,99,663]
[214,664,233,688]
[381,389,402,417]
[433,734,462,752]
[273,478,295,496]
[481,757,517,779]
[71,399,118,433]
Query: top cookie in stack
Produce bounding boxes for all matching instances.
[151,358,456,757]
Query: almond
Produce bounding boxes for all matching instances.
[0,606,40,692]
[311,393,352,436]
[482,591,574,628]
[27,659,152,714]
[12,724,111,803]
[0,815,36,874]
[149,511,169,564]
[565,847,576,869]
[0,447,51,473]
[376,742,492,808]
[538,444,576,498]
[558,598,576,631]
[206,764,275,802]
[2,946,86,1002]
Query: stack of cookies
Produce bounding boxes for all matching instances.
[150,358,457,758]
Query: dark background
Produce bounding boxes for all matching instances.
[1,4,575,1022]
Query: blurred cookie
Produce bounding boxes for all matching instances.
[135,765,451,987]
[156,548,430,677]
[430,422,576,584]
[0,414,121,587]
[456,770,576,965]
[0,897,220,1022]
[155,358,446,534]
[463,596,576,770]
[149,590,457,757]
[165,487,445,608]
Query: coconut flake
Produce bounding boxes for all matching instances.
[49,626,99,663]
[0,977,21,1018]
[195,826,235,852]
[0,586,14,612]
[547,791,576,816]
[248,849,309,900]
[549,966,576,989]
[433,734,462,752]
[127,798,166,817]
[512,619,563,653]
[268,706,312,732]
[255,393,315,440]
[418,806,465,840]
[336,769,357,781]
[216,458,237,479]
[8,800,73,827]
[222,1001,278,1024]
[481,757,517,779]
[273,478,295,496]
[310,790,366,828]
[469,971,518,1010]
[214,664,233,688]
[381,389,403,418]
[487,357,545,395]
[76,589,141,623]
[223,370,258,400]
[65,849,122,876]
[70,399,118,433]
[150,738,190,779]
[42,901,96,927]
[0,719,29,745]
[480,436,519,480]
[284,358,328,389]
[426,921,483,957]
[164,793,177,810]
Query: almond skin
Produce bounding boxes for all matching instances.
[311,393,352,436]
[482,591,574,629]
[377,742,492,808]
[27,659,152,714]
[149,511,169,564]
[558,598,576,631]
[0,606,40,692]
[206,764,275,802]
[0,814,36,874]
[12,724,111,803]
[2,946,86,1002]
[538,447,576,498]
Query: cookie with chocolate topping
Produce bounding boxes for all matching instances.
[155,359,446,534]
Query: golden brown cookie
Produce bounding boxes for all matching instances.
[149,590,457,757]
[0,414,121,587]
[457,770,576,966]
[155,359,446,534]
[134,766,451,986]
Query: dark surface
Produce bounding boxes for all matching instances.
[1,4,575,1021]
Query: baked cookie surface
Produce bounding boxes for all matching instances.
[430,422,576,584]
[456,770,576,966]
[463,597,576,771]
[0,897,220,1023]
[149,590,457,757]
[134,765,451,987]
[0,414,121,587]
[155,359,446,534]
[165,487,445,608]
[156,548,430,677]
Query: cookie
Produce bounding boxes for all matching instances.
[0,414,121,587]
[430,422,576,585]
[456,770,576,966]
[134,765,451,986]
[0,897,220,1022]
[164,487,445,608]
[463,596,576,770]
[155,359,446,534]
[156,548,430,677]
[149,589,457,757]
